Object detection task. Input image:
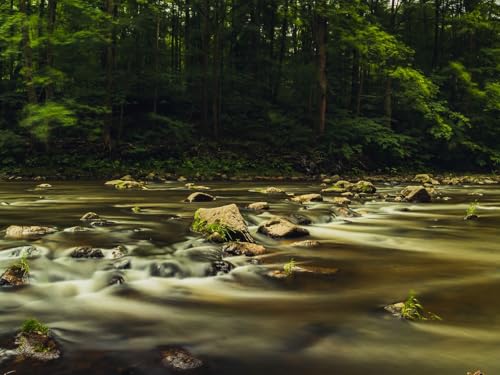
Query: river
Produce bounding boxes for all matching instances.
[0,180,498,374]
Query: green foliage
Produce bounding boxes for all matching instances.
[10,255,30,280]
[192,211,232,241]
[0,0,498,173]
[21,319,49,336]
[401,292,442,321]
[283,259,296,277]
[466,201,479,216]
[20,102,77,142]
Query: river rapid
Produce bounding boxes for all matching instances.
[0,180,499,375]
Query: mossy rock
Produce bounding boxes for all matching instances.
[192,204,253,242]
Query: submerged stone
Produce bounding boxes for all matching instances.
[222,241,266,256]
[5,225,57,240]
[258,217,309,239]
[186,192,215,203]
[247,202,270,210]
[70,246,104,259]
[291,194,323,203]
[161,347,203,371]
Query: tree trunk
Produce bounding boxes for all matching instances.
[384,77,392,128]
[273,0,289,103]
[46,0,57,101]
[201,0,210,134]
[153,12,160,114]
[432,0,441,68]
[19,0,37,104]
[315,11,327,136]
[104,0,116,151]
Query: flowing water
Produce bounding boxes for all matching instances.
[0,180,499,375]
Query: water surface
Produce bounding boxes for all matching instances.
[0,181,499,374]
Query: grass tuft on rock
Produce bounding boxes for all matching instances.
[192,211,233,241]
[401,292,441,321]
[21,319,49,336]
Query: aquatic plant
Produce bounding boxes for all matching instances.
[401,292,441,321]
[18,255,30,275]
[21,319,49,336]
[466,200,479,216]
[192,212,232,241]
[283,259,296,277]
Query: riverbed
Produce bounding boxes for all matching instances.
[0,180,499,374]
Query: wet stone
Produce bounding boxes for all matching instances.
[258,217,310,239]
[108,274,125,286]
[288,214,312,226]
[0,265,29,286]
[80,212,101,221]
[15,332,61,361]
[113,259,131,270]
[247,202,270,210]
[161,347,203,371]
[5,225,57,240]
[70,247,105,259]
[222,242,266,256]
[186,192,215,202]
[150,261,185,278]
[291,240,321,248]
[208,260,235,275]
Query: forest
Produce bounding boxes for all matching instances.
[0,0,499,177]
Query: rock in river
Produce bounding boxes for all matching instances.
[5,225,57,240]
[247,202,270,210]
[70,247,104,259]
[192,204,253,242]
[161,347,203,371]
[258,217,309,239]
[80,212,101,221]
[186,192,215,203]
[0,262,29,286]
[291,240,320,248]
[332,207,361,218]
[222,241,266,256]
[291,193,323,203]
[400,186,432,203]
[15,322,60,361]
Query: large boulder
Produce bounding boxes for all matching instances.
[5,226,57,240]
[192,204,253,242]
[291,194,323,203]
[222,242,266,256]
[258,217,309,239]
[401,186,432,203]
[186,192,215,203]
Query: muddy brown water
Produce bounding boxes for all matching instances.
[0,181,499,375]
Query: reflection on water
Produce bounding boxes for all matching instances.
[0,181,499,374]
